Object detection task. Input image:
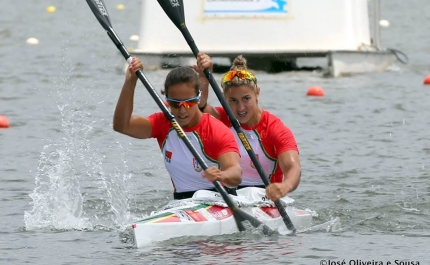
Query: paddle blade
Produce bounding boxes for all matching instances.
[86,0,112,30]
[157,0,186,30]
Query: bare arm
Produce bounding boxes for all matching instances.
[266,150,301,201]
[195,52,220,119]
[202,152,242,187]
[113,58,153,139]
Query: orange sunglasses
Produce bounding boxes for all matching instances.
[221,70,257,85]
[165,91,201,109]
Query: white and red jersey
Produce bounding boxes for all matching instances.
[148,113,239,193]
[215,107,298,186]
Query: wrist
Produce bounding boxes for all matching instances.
[281,182,293,197]
[199,75,209,81]
[199,102,207,112]
[199,78,209,87]
[126,75,138,83]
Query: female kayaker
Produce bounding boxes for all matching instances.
[113,57,242,199]
[195,52,301,202]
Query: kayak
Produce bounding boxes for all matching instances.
[132,187,314,248]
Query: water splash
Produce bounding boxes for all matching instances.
[24,68,134,231]
[296,217,342,233]
[24,144,88,230]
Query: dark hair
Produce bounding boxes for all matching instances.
[162,66,200,97]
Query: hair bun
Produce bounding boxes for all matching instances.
[230,55,248,71]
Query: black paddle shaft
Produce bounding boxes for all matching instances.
[156,0,296,232]
[86,0,276,235]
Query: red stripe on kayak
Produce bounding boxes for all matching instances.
[184,210,207,222]
[260,207,281,218]
[206,205,232,220]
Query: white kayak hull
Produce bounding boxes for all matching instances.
[132,188,313,248]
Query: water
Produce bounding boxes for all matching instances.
[1,0,429,264]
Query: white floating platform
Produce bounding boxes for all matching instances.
[127,0,397,77]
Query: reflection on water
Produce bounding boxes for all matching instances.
[137,234,299,264]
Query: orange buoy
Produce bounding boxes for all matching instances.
[0,115,10,128]
[306,86,325,97]
[423,75,430,85]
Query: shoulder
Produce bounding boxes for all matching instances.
[261,110,290,131]
[148,112,167,122]
[148,112,170,128]
[258,110,296,141]
[214,106,231,127]
[262,110,282,124]
[199,114,236,142]
[260,110,298,153]
[199,114,239,157]
[148,112,170,137]
[214,106,225,114]
[254,110,287,132]
[202,113,232,133]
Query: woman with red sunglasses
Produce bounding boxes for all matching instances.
[195,52,301,202]
[113,58,242,199]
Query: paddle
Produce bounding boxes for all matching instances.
[157,0,297,233]
[86,0,274,235]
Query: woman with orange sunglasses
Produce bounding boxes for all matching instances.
[195,52,301,202]
[113,57,242,199]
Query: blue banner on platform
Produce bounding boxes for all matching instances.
[203,0,289,18]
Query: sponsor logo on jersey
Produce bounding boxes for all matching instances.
[165,150,172,163]
[193,157,203,172]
